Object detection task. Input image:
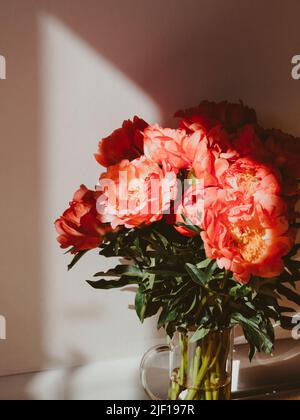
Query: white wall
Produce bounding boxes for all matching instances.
[0,0,299,380]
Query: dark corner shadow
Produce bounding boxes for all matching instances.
[41,0,265,127]
[40,0,300,131]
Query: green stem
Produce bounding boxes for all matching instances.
[185,341,212,400]
[178,333,188,386]
[221,270,229,290]
[169,327,233,400]
[169,381,182,400]
[169,332,188,400]
[205,379,212,400]
[193,346,201,383]
[211,372,219,400]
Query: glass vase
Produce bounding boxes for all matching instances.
[141,328,234,401]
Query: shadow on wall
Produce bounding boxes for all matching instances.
[44,0,300,131]
[0,0,300,399]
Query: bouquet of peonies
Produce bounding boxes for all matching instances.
[56,101,300,400]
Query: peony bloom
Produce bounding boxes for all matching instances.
[95,116,148,167]
[175,156,293,283]
[175,101,257,134]
[220,157,281,196]
[201,190,293,284]
[194,124,265,172]
[200,158,293,283]
[55,185,111,254]
[97,157,177,229]
[192,136,231,187]
[143,125,204,171]
[175,184,230,237]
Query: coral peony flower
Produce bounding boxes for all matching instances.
[95,116,148,167]
[143,125,204,170]
[200,179,292,284]
[191,132,232,186]
[97,157,177,229]
[175,101,257,133]
[202,159,292,283]
[55,185,111,254]
[191,125,265,180]
[176,157,292,283]
[174,183,225,236]
[220,157,281,196]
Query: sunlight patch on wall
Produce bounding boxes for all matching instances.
[39,14,161,368]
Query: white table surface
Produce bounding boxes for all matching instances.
[0,338,300,400]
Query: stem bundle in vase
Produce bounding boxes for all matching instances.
[169,330,233,401]
[55,101,300,401]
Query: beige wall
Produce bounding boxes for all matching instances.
[0,0,299,377]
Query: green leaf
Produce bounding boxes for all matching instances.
[166,322,177,339]
[144,300,161,319]
[248,342,257,361]
[286,244,300,259]
[206,260,218,278]
[177,214,202,234]
[277,306,296,314]
[94,265,144,278]
[279,273,297,289]
[148,273,156,290]
[257,287,281,300]
[190,327,210,343]
[278,284,300,306]
[151,230,170,250]
[87,277,138,290]
[232,313,274,360]
[185,263,208,287]
[68,250,88,271]
[158,307,177,328]
[196,259,212,269]
[135,289,146,323]
[284,262,300,282]
[229,285,251,299]
[90,218,299,361]
[280,316,297,330]
[185,295,198,316]
[146,268,186,277]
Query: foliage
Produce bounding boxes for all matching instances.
[70,219,300,360]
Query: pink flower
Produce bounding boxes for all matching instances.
[97,157,177,229]
[55,185,111,254]
[175,156,293,283]
[220,157,281,196]
[191,126,266,186]
[200,158,292,283]
[201,190,292,284]
[191,132,232,186]
[95,117,148,167]
[143,125,204,170]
